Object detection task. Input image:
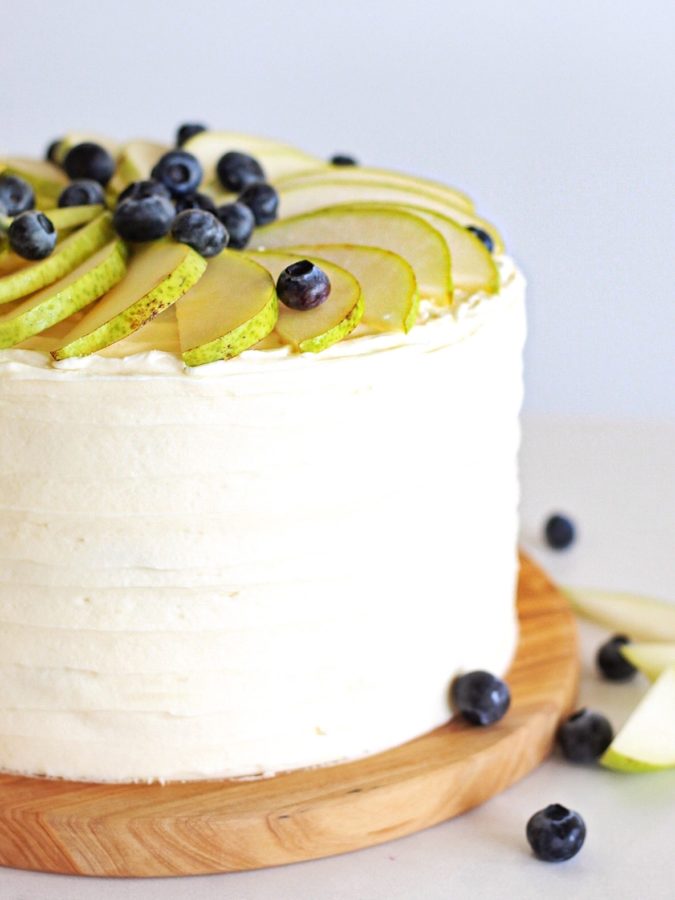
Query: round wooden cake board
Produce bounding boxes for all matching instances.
[0,555,578,878]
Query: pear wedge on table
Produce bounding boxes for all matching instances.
[0,240,127,348]
[52,241,207,359]
[277,164,475,213]
[620,643,675,682]
[601,667,675,772]
[566,588,675,641]
[276,178,502,251]
[284,243,419,333]
[246,250,363,353]
[176,251,278,366]
[0,157,68,202]
[253,205,451,305]
[0,213,115,304]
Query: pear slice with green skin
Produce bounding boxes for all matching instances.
[0,213,115,305]
[176,251,278,366]
[108,140,170,198]
[53,242,207,359]
[620,643,675,682]
[283,243,419,333]
[41,205,105,231]
[253,206,451,305]
[0,158,68,202]
[601,667,675,772]
[276,165,475,213]
[276,179,501,251]
[246,250,363,353]
[0,241,127,349]
[565,587,675,641]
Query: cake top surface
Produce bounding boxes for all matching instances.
[0,126,507,372]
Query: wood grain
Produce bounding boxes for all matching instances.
[0,555,578,877]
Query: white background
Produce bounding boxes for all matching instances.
[1,0,673,418]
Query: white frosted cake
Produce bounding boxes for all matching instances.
[0,130,526,782]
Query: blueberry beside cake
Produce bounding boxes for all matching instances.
[0,127,526,782]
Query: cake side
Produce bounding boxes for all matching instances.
[0,265,525,782]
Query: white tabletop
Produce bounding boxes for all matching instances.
[3,416,674,899]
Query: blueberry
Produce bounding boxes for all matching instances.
[0,175,35,216]
[466,225,495,253]
[173,191,217,215]
[46,139,63,164]
[597,635,637,682]
[117,180,171,205]
[171,209,228,258]
[63,142,115,186]
[277,260,331,311]
[330,154,358,166]
[216,202,255,250]
[216,151,264,193]
[526,804,586,862]
[544,513,576,550]
[451,670,511,726]
[113,195,176,242]
[558,708,613,763]
[238,182,279,226]
[151,150,202,197]
[58,179,105,208]
[8,211,56,260]
[176,123,207,146]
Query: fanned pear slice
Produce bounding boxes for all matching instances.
[0,157,68,202]
[113,140,169,192]
[620,643,675,682]
[277,165,475,213]
[246,250,363,353]
[276,179,501,251]
[566,588,675,641]
[601,667,675,772]
[284,243,419,333]
[41,205,105,231]
[0,241,127,348]
[176,251,278,366]
[0,213,114,305]
[253,206,451,305]
[53,242,207,359]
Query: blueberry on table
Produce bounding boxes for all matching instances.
[330,154,358,166]
[466,225,495,253]
[174,192,217,215]
[238,182,279,226]
[58,179,105,208]
[117,180,172,205]
[45,138,63,164]
[8,211,56,259]
[176,123,207,146]
[216,202,255,250]
[558,708,613,762]
[597,635,637,681]
[526,804,586,862]
[277,260,331,311]
[216,151,264,193]
[113,195,176,242]
[0,174,35,216]
[171,209,229,258]
[450,670,511,726]
[151,151,202,197]
[544,513,576,550]
[63,142,115,186]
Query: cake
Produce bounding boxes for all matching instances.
[0,129,526,782]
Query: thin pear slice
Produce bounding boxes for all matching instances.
[284,243,419,333]
[40,205,105,231]
[620,643,675,682]
[253,206,451,305]
[246,250,363,353]
[601,667,675,772]
[176,251,278,366]
[0,213,114,305]
[0,241,127,348]
[0,158,68,202]
[276,179,501,251]
[114,140,169,191]
[566,588,675,641]
[53,242,207,359]
[277,165,475,213]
